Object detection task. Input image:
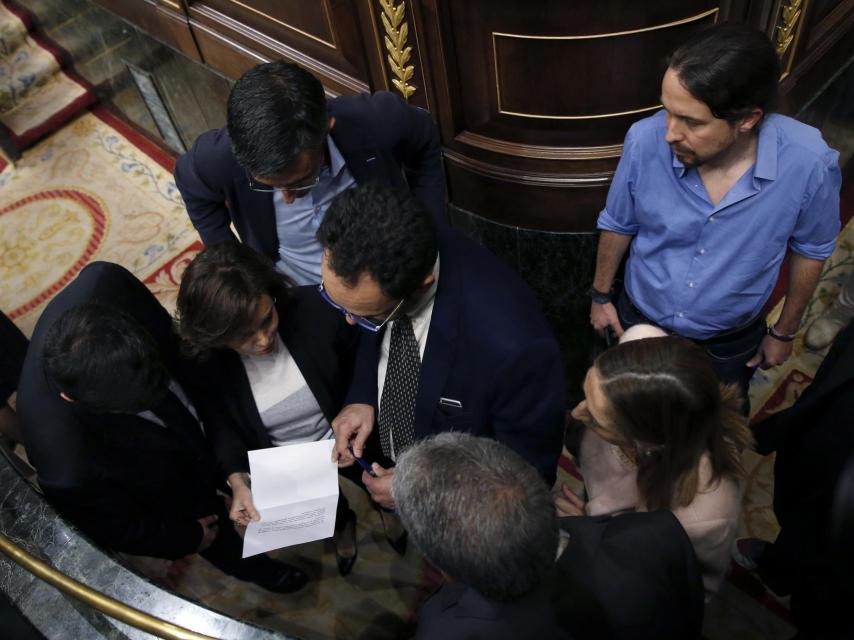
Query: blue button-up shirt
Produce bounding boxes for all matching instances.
[598,111,840,340]
[274,137,356,285]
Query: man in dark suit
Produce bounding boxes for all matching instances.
[394,433,704,640]
[316,184,565,510]
[555,511,704,640]
[394,433,570,640]
[16,262,306,592]
[0,311,27,442]
[741,319,854,637]
[174,60,445,286]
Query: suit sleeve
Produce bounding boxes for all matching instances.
[207,422,251,479]
[42,481,203,559]
[374,92,446,226]
[174,132,238,246]
[0,311,27,403]
[490,337,565,486]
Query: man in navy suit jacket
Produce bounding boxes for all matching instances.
[317,184,565,508]
[174,60,445,285]
[17,263,306,592]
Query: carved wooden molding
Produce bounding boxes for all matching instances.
[379,0,416,99]
[776,0,811,79]
[444,150,614,188]
[776,0,804,56]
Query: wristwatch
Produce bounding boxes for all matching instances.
[588,286,613,305]
[767,324,797,342]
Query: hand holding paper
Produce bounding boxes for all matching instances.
[242,439,340,558]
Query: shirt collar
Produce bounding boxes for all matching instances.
[402,256,440,321]
[671,152,687,177]
[670,118,778,182]
[753,118,778,181]
[327,136,347,179]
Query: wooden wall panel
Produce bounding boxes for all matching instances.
[185,1,377,95]
[778,0,854,110]
[418,0,720,229]
[93,0,854,233]
[93,0,202,61]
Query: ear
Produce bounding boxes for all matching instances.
[59,391,74,403]
[421,273,435,288]
[738,107,763,133]
[328,116,336,131]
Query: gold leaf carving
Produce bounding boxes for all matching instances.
[378,0,417,101]
[775,0,804,57]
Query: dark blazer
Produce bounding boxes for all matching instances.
[750,320,854,624]
[347,231,565,485]
[206,286,358,479]
[555,511,705,640]
[174,91,446,261]
[0,311,27,403]
[417,581,571,640]
[17,263,224,559]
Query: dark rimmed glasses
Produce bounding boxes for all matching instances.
[246,172,321,194]
[318,280,404,333]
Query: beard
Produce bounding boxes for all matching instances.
[671,145,701,167]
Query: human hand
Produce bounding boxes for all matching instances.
[364,463,395,510]
[590,301,624,338]
[554,484,587,517]
[331,403,375,465]
[227,472,260,526]
[746,335,793,370]
[196,514,219,552]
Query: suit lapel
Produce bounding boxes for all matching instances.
[279,299,338,424]
[223,349,274,449]
[233,175,278,259]
[415,241,459,437]
[330,126,405,190]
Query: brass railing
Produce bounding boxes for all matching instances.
[0,531,218,640]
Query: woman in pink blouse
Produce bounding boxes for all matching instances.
[556,335,754,599]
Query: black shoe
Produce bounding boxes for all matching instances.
[334,508,358,577]
[242,560,308,593]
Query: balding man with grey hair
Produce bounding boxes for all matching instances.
[393,432,569,639]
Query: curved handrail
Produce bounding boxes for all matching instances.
[0,531,218,640]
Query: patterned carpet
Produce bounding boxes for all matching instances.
[0,0,95,154]
[0,106,852,638]
[0,108,198,337]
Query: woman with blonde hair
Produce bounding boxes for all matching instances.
[557,336,754,597]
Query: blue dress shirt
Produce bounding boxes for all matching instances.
[274,137,356,285]
[598,111,841,340]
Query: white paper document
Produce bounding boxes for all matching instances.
[242,439,339,558]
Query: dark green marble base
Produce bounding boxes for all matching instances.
[449,205,599,404]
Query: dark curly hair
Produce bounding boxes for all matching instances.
[176,242,293,356]
[667,22,779,122]
[317,184,438,300]
[227,60,328,179]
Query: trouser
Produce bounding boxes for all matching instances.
[200,498,283,580]
[616,291,766,413]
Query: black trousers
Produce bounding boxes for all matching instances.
[616,291,766,411]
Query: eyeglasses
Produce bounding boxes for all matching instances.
[318,280,405,333]
[247,172,321,194]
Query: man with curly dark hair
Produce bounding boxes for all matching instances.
[316,184,565,521]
